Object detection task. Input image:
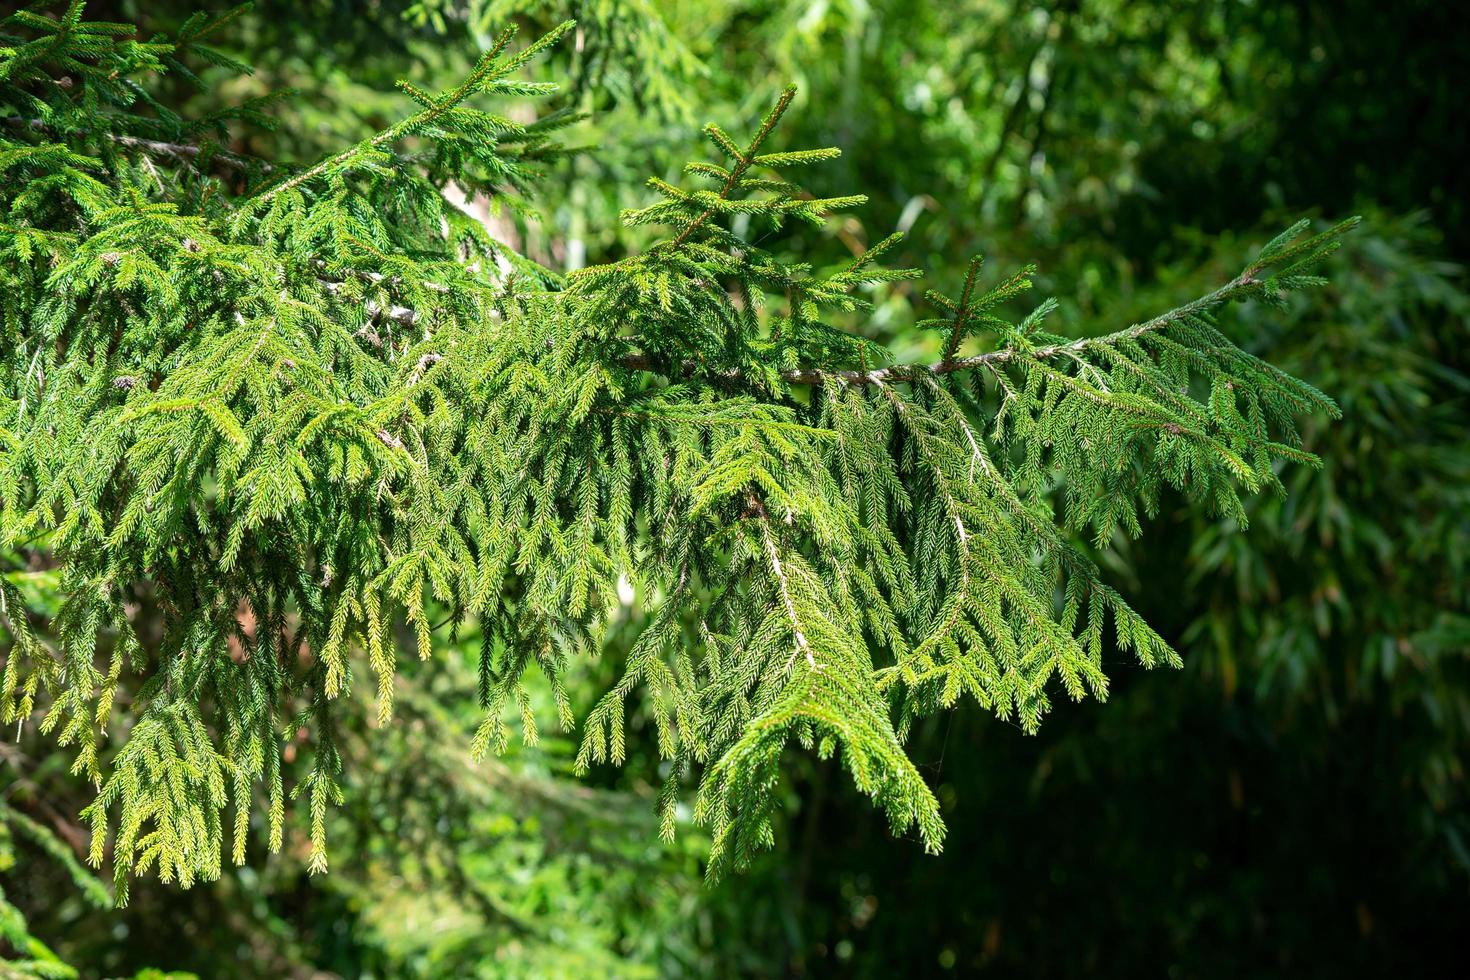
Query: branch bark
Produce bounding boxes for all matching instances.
[3,116,272,172]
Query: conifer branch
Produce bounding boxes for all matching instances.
[0,5,1352,894]
[785,269,1258,384]
[939,256,984,362]
[616,268,1260,386]
[2,116,272,171]
[249,20,572,206]
[670,86,797,247]
[110,131,269,172]
[747,490,817,670]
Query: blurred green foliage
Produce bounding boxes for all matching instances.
[3,0,1466,976]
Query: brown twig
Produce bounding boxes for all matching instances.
[3,116,272,172]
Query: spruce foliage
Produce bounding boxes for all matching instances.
[0,2,1353,896]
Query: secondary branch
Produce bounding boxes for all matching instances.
[619,273,1256,387]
